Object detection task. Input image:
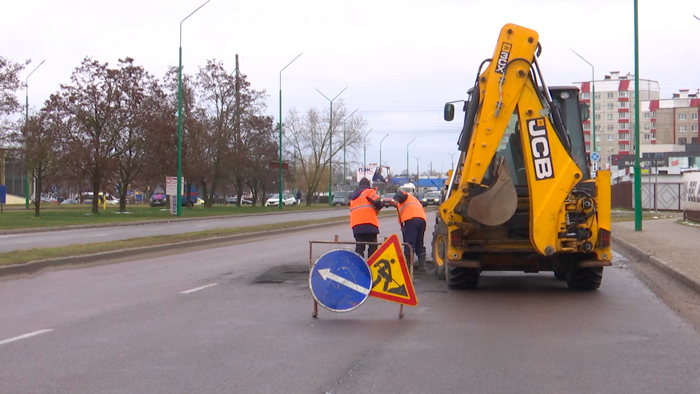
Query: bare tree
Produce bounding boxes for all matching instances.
[112,58,161,212]
[0,56,28,141]
[17,112,67,217]
[46,57,135,214]
[283,100,367,205]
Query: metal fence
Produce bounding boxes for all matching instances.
[612,181,684,211]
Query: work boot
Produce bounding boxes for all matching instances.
[415,254,427,272]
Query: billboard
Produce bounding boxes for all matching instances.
[356,165,391,183]
[357,165,376,182]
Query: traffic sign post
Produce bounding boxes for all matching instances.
[590,152,600,179]
[309,249,372,313]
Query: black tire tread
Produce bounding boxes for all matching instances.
[446,266,480,289]
[566,266,603,290]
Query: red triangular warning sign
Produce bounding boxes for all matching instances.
[367,234,418,307]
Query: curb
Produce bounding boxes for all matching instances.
[0,219,348,279]
[613,233,700,294]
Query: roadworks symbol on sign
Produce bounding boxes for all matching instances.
[367,234,418,307]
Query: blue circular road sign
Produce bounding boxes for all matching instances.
[590,152,600,162]
[309,249,372,312]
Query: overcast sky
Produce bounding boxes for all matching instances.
[4,0,699,176]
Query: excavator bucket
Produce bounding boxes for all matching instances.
[467,158,517,226]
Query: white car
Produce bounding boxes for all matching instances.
[265,194,297,207]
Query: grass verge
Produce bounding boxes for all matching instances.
[0,203,338,231]
[0,216,347,267]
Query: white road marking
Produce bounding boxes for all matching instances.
[180,283,218,294]
[0,329,53,346]
[318,268,370,295]
[87,233,108,237]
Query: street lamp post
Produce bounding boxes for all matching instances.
[414,156,421,185]
[316,87,348,206]
[278,52,303,209]
[407,138,416,181]
[379,134,389,194]
[177,0,209,217]
[341,109,358,187]
[634,0,642,230]
[316,86,348,207]
[447,152,456,172]
[363,128,373,170]
[571,49,596,153]
[24,60,45,209]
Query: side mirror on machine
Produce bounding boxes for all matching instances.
[444,103,455,121]
[579,102,590,121]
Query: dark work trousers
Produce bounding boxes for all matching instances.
[354,233,378,259]
[402,218,426,264]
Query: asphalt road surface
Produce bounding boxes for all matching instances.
[2,215,700,393]
[0,209,350,253]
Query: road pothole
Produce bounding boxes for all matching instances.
[253,264,309,285]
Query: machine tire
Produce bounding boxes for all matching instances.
[446,266,480,289]
[553,267,567,280]
[566,266,603,290]
[431,221,448,280]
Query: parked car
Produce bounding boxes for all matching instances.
[150,193,167,207]
[226,196,253,205]
[40,195,58,204]
[194,197,205,206]
[60,199,79,205]
[265,194,297,207]
[380,194,395,208]
[421,191,442,206]
[331,191,349,206]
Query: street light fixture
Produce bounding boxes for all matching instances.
[341,109,358,187]
[278,52,303,209]
[24,59,45,209]
[316,86,348,206]
[177,0,209,217]
[407,138,416,181]
[571,49,596,153]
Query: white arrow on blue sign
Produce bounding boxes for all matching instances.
[590,152,600,162]
[309,249,372,312]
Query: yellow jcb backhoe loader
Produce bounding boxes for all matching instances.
[432,23,611,290]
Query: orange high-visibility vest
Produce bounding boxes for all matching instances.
[350,188,379,228]
[397,194,426,224]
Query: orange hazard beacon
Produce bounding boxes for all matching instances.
[367,234,418,307]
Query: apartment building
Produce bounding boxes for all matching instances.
[575,71,661,166]
[641,89,700,146]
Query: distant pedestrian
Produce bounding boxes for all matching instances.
[393,191,427,271]
[350,178,383,259]
[296,190,302,204]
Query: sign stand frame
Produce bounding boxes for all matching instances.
[309,235,414,319]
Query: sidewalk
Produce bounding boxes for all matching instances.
[612,215,700,293]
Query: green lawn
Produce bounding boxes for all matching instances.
[0,203,342,230]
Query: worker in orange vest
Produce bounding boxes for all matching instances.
[393,190,427,271]
[349,177,384,259]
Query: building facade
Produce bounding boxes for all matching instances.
[575,71,661,167]
[642,89,700,146]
